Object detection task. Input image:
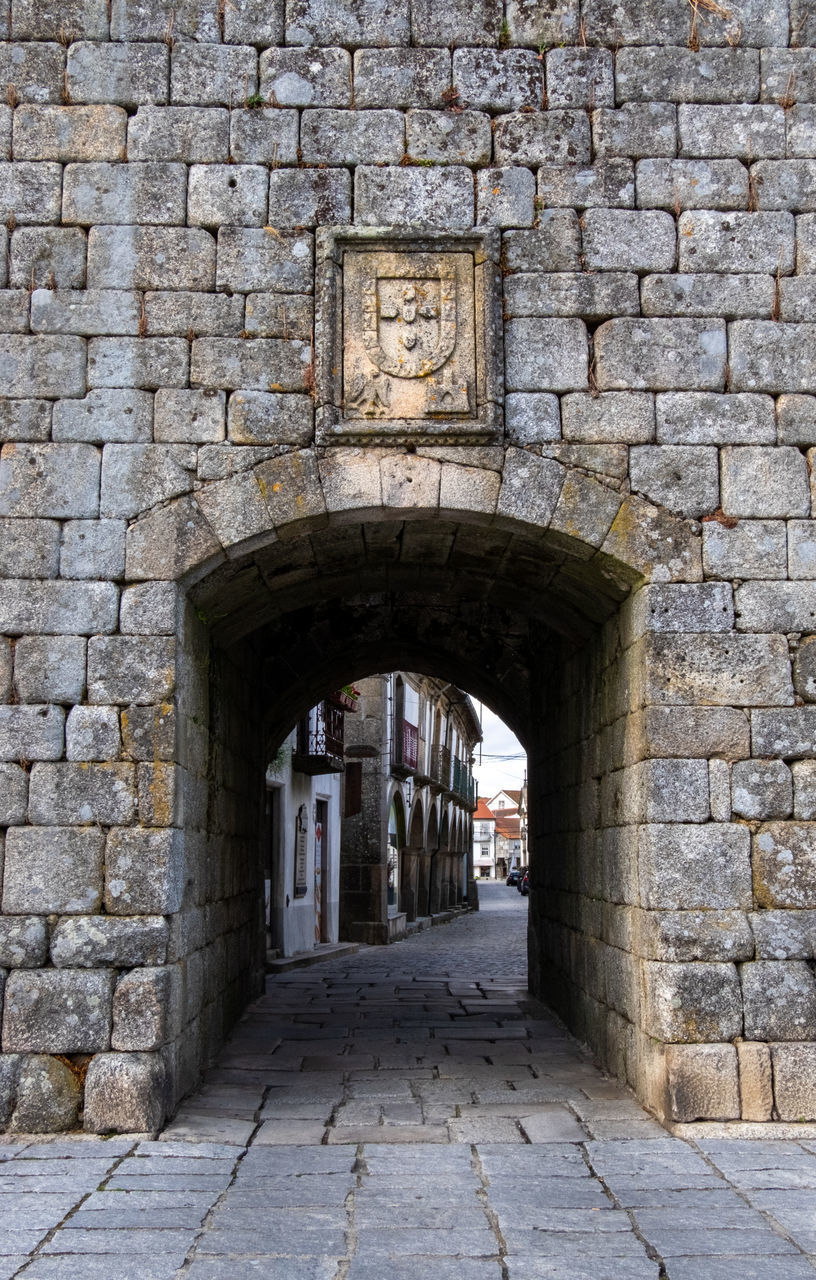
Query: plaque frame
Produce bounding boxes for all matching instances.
[315,227,503,446]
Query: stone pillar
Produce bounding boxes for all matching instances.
[339,677,389,945]
[400,847,420,922]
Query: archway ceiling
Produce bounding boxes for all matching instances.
[190,515,630,746]
[192,517,628,639]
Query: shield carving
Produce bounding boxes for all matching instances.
[362,263,457,380]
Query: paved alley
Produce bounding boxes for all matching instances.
[1,885,816,1278]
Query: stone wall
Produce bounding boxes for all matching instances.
[171,607,266,1111]
[529,592,795,1122]
[340,674,390,943]
[1,0,816,1129]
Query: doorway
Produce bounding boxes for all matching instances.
[314,797,329,944]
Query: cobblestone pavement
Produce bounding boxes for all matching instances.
[2,885,816,1278]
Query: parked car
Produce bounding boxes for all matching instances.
[515,867,528,893]
[506,868,521,886]
[519,870,529,897]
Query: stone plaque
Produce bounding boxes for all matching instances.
[316,229,501,444]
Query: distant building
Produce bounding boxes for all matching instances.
[494,809,522,879]
[489,788,521,813]
[472,786,527,879]
[518,777,528,866]
[340,672,481,943]
[473,798,497,879]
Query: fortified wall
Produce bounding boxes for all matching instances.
[1,0,816,1131]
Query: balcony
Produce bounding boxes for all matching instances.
[391,719,418,779]
[449,758,477,810]
[429,744,451,793]
[292,700,345,775]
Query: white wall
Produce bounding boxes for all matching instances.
[266,730,342,957]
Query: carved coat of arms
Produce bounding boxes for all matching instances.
[344,253,474,420]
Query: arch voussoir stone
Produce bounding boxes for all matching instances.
[600,495,703,585]
[125,494,224,583]
[496,448,567,532]
[318,447,384,515]
[195,469,274,555]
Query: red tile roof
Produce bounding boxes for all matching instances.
[473,799,495,821]
[495,814,521,838]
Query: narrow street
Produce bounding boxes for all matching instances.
[1,886,816,1278]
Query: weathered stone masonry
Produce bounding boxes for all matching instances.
[2,0,816,1131]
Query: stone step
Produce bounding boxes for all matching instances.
[266,941,360,974]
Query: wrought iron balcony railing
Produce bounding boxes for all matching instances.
[292,700,345,775]
[429,744,451,791]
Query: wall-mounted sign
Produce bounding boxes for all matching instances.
[315,228,502,446]
[294,803,308,899]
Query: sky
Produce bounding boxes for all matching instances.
[471,702,527,802]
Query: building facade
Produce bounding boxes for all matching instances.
[472,798,496,879]
[264,697,345,959]
[340,673,480,943]
[494,810,522,880]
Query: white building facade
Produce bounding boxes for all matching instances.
[264,699,345,959]
[472,799,497,879]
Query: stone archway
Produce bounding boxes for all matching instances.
[424,803,440,923]
[0,444,799,1133]
[408,798,425,852]
[151,445,711,1128]
[403,797,426,925]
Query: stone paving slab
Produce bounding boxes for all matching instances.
[21,1262,185,1280]
[346,1263,502,1280]
[186,1263,339,1279]
[504,1261,660,1279]
[353,1203,487,1228]
[0,1158,118,1179]
[327,1124,449,1144]
[671,1123,816,1142]
[3,889,816,1279]
[252,1120,329,1144]
[15,1140,137,1158]
[512,1207,635,1232]
[224,1180,355,1208]
[662,1260,816,1280]
[352,1227,499,1255]
[710,1166,816,1189]
[159,1117,256,1145]
[195,1228,349,1257]
[0,1263,27,1280]
[518,1105,589,1142]
[485,1177,611,1209]
[106,1174,232,1192]
[633,1227,798,1256]
[587,1118,668,1140]
[81,1189,217,1211]
[502,1229,652,1257]
[0,1232,47,1254]
[70,1205,212,1229]
[40,1230,195,1257]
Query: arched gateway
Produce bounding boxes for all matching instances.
[0,0,815,1133]
[0,445,802,1132]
